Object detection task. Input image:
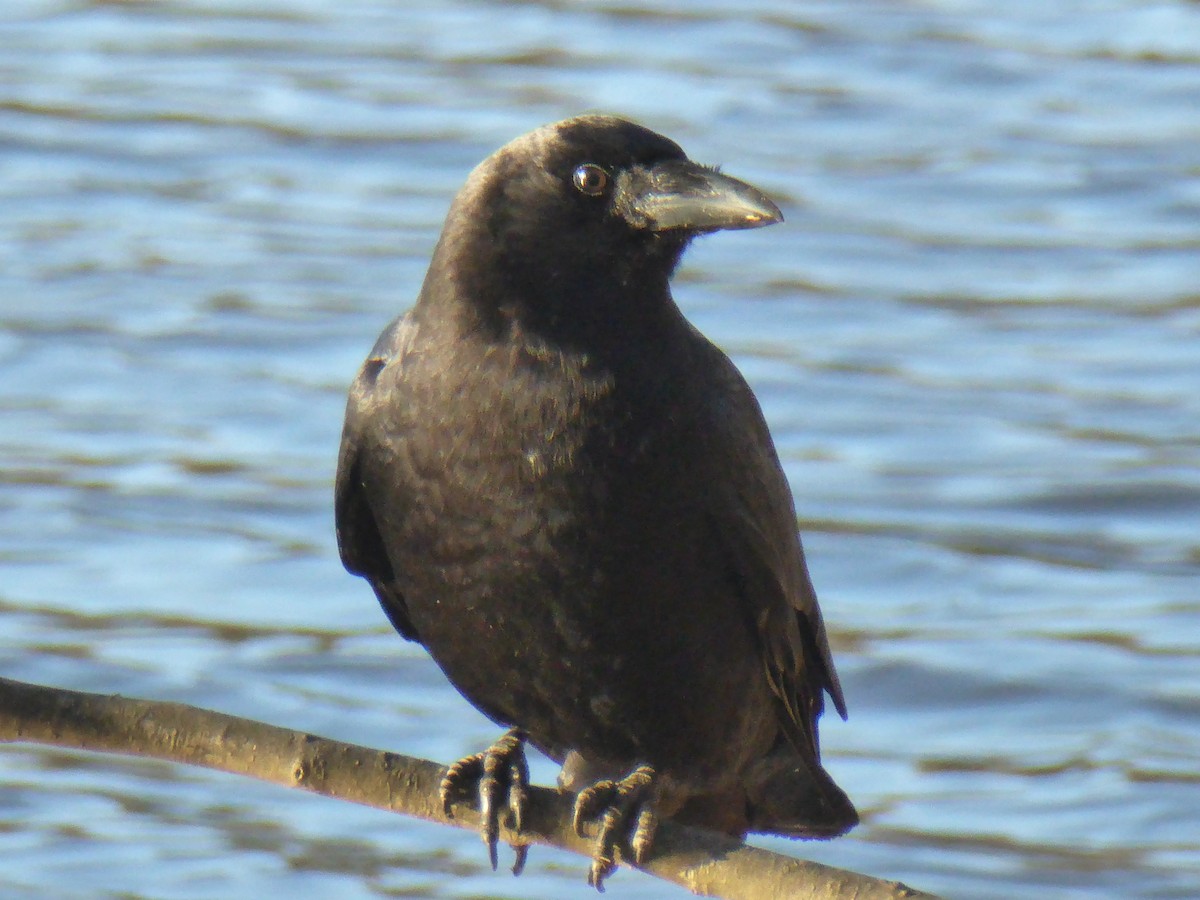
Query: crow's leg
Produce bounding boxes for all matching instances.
[572,764,658,891]
[440,727,531,875]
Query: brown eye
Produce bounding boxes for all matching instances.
[572,164,610,196]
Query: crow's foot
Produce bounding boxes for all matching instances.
[572,764,658,891]
[439,727,531,875]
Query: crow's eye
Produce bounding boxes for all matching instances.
[572,164,610,196]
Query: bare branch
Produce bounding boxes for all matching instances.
[0,676,936,899]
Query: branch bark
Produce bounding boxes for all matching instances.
[0,676,935,899]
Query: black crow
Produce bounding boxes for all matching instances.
[335,115,857,888]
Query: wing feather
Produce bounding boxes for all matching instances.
[334,315,421,641]
[697,340,847,760]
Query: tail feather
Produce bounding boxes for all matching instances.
[743,752,858,838]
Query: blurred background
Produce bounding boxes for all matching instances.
[1,1,1198,897]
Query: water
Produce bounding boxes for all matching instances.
[1,1,1197,897]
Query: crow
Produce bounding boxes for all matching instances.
[335,115,857,888]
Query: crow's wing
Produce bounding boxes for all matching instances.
[334,314,420,641]
[698,340,847,760]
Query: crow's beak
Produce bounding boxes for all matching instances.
[618,159,783,233]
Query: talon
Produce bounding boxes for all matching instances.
[508,751,530,833]
[588,851,615,891]
[439,752,484,816]
[631,804,658,864]
[438,728,531,875]
[573,778,618,837]
[479,744,507,868]
[512,842,529,876]
[571,764,658,890]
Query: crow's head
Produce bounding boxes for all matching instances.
[421,115,782,338]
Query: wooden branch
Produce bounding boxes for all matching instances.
[0,676,936,899]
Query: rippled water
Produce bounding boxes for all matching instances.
[2,2,1198,898]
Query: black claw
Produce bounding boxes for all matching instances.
[480,746,506,868]
[511,842,529,876]
[508,751,530,833]
[590,819,619,890]
[438,728,531,876]
[572,765,658,891]
[481,812,498,867]
[631,804,658,865]
[573,778,617,837]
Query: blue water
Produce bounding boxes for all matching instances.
[1,2,1198,898]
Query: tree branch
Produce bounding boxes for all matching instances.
[0,676,935,899]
